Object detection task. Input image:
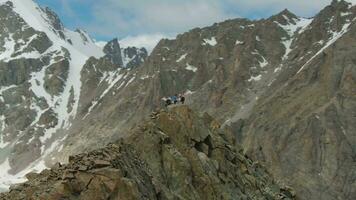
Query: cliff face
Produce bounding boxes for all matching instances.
[233,2,356,199]
[0,106,295,200]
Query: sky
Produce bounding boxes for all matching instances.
[35,0,353,51]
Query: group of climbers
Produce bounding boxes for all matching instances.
[163,94,185,107]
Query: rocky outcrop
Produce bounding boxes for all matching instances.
[0,106,296,200]
[102,38,148,68]
[44,59,70,96]
[103,38,124,67]
[122,46,148,68]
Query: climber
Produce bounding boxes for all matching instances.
[165,97,172,107]
[179,94,185,104]
[171,94,178,104]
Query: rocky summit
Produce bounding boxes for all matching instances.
[0,106,296,200]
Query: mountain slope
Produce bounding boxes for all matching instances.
[0,106,296,200]
[238,2,356,199]
[0,0,103,189]
[0,0,355,199]
[0,0,146,191]
[53,1,355,199]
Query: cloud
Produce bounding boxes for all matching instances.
[85,0,343,39]
[119,33,172,53]
[86,0,235,38]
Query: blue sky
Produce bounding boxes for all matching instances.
[34,0,343,49]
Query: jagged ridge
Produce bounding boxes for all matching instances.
[0,106,296,200]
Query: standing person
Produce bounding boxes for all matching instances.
[180,94,185,104]
[172,94,178,104]
[165,97,172,107]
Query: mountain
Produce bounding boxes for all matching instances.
[0,0,355,199]
[101,38,148,68]
[0,0,146,191]
[52,1,354,199]
[0,106,296,200]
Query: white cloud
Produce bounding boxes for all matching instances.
[86,0,234,38]
[119,33,173,53]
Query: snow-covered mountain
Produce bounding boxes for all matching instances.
[0,0,355,199]
[0,0,146,191]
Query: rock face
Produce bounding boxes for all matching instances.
[102,38,148,68]
[0,106,296,200]
[122,46,148,68]
[55,1,355,200]
[103,38,124,67]
[235,2,356,200]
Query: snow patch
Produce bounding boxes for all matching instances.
[140,74,155,80]
[185,90,195,95]
[315,40,324,45]
[274,66,282,73]
[281,39,293,60]
[202,37,217,46]
[235,40,244,45]
[0,115,10,148]
[125,76,136,87]
[256,36,261,41]
[0,34,16,60]
[0,159,25,191]
[259,56,268,68]
[248,74,262,82]
[341,12,352,17]
[176,53,187,62]
[185,63,198,72]
[0,157,48,192]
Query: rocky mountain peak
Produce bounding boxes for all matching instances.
[101,38,148,68]
[320,0,353,15]
[103,38,124,67]
[122,46,148,68]
[75,29,92,43]
[42,7,64,32]
[269,8,299,25]
[280,8,297,19]
[331,0,352,7]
